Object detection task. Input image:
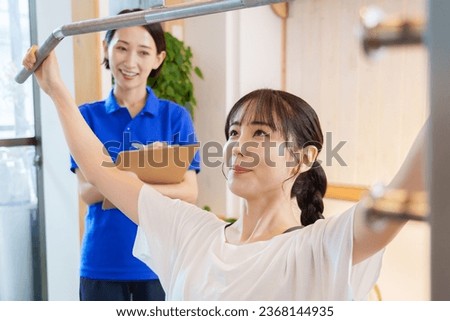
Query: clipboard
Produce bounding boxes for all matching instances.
[102,143,199,210]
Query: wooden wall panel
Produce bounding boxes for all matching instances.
[286,0,428,188]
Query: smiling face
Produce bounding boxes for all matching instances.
[104,26,166,92]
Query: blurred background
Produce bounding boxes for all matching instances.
[0,0,430,300]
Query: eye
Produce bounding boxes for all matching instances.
[254,129,269,138]
[139,51,150,56]
[115,46,127,52]
[228,129,238,137]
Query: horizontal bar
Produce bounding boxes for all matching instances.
[0,137,38,147]
[325,184,368,202]
[359,6,425,57]
[362,20,424,55]
[15,0,287,84]
[365,209,428,233]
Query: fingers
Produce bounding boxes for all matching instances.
[28,45,38,55]
[22,45,38,70]
[149,141,167,149]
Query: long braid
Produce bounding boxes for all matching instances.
[291,161,327,226]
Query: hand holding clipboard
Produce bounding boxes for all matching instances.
[102,143,199,210]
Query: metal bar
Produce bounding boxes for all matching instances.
[29,0,48,300]
[15,0,287,84]
[427,0,450,301]
[0,137,37,148]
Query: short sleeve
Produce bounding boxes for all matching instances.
[304,205,384,300]
[132,184,222,287]
[171,107,201,173]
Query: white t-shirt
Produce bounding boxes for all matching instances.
[133,184,383,300]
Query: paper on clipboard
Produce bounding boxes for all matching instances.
[102,143,199,210]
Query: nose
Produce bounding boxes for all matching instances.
[231,140,243,157]
[226,135,254,162]
[123,51,137,68]
[223,141,241,168]
[221,139,245,170]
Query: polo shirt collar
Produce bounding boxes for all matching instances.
[104,87,159,116]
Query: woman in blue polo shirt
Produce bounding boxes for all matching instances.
[70,9,200,301]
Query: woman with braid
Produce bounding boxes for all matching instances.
[22,47,427,300]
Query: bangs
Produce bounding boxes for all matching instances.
[225,89,294,140]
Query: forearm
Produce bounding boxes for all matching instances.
[150,170,198,204]
[79,182,104,205]
[353,121,428,264]
[387,122,428,192]
[51,86,114,186]
[76,167,104,205]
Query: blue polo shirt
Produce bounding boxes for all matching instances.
[70,87,200,280]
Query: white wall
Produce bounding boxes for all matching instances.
[184,13,229,217]
[36,0,79,300]
[238,7,283,93]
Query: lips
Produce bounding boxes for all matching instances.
[232,164,252,174]
[120,69,138,78]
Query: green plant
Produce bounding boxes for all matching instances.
[223,217,237,224]
[147,32,203,117]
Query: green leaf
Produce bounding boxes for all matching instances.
[147,31,204,117]
[194,67,204,79]
[166,86,175,96]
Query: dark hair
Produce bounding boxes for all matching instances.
[225,89,327,226]
[102,8,166,78]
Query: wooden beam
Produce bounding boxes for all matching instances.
[72,0,102,105]
[325,184,368,202]
[271,3,289,90]
[271,2,288,19]
[71,0,103,241]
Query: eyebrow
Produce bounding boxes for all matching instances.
[250,121,271,127]
[229,120,272,127]
[116,40,153,50]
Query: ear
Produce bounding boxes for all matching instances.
[102,40,109,60]
[153,50,167,70]
[298,145,319,174]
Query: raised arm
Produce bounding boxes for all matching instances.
[352,122,428,265]
[23,47,143,223]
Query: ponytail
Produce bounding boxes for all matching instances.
[291,161,327,226]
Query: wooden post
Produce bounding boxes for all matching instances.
[71,0,103,241]
[271,3,288,90]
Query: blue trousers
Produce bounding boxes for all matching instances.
[79,277,165,301]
